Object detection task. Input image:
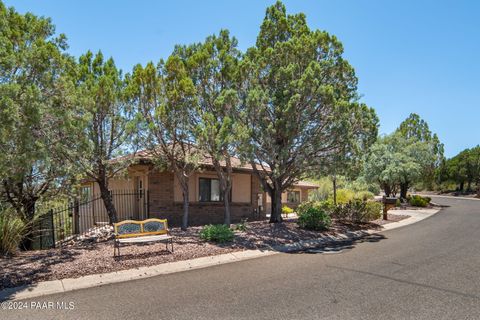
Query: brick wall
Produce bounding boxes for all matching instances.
[147,169,266,226]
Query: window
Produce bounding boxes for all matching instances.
[80,185,92,201]
[137,177,143,199]
[199,178,222,202]
[287,191,300,203]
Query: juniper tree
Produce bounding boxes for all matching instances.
[239,1,378,222]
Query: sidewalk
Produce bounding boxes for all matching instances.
[0,208,440,302]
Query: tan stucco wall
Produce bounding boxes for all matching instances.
[232,173,251,203]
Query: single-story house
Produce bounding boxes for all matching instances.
[80,151,318,227]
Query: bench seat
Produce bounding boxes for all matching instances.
[113,218,174,257]
[117,234,173,244]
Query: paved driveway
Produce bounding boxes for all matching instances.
[3,196,480,320]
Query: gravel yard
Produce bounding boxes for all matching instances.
[0,214,409,290]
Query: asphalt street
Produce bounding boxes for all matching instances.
[3,196,480,320]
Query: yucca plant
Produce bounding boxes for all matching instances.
[0,208,28,256]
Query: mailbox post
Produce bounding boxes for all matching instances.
[382,196,397,220]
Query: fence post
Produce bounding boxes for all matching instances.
[49,209,55,249]
[146,190,150,219]
[73,198,80,235]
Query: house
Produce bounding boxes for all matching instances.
[80,151,318,227]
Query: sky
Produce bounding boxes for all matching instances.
[5,0,480,158]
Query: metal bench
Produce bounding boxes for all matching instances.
[113,218,174,257]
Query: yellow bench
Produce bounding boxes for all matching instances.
[113,218,174,257]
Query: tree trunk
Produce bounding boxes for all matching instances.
[20,199,37,250]
[467,180,472,192]
[182,189,189,231]
[383,184,392,197]
[459,181,464,192]
[332,176,337,205]
[98,181,118,224]
[223,188,231,226]
[269,187,283,223]
[400,183,408,200]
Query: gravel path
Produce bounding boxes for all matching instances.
[0,215,409,290]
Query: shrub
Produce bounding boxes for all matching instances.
[297,200,334,215]
[409,195,430,207]
[332,189,355,204]
[332,200,382,222]
[395,198,402,207]
[235,219,248,232]
[200,224,234,243]
[0,209,27,256]
[308,177,335,201]
[297,202,332,230]
[363,201,383,221]
[282,205,294,216]
[354,191,375,201]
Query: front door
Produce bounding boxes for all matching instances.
[135,176,146,219]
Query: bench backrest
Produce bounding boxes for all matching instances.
[114,218,169,239]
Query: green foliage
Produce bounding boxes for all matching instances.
[297,202,332,231]
[332,200,382,222]
[308,177,333,201]
[408,195,430,207]
[200,224,235,243]
[71,51,136,223]
[395,199,402,207]
[344,177,380,195]
[363,201,383,221]
[282,205,294,215]
[0,209,27,256]
[363,132,437,197]
[177,30,243,225]
[332,189,356,204]
[127,53,201,230]
[238,1,378,223]
[0,3,76,221]
[234,219,248,232]
[396,113,444,191]
[439,146,480,193]
[354,191,375,201]
[309,176,379,202]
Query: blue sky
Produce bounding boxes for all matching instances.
[5,0,479,157]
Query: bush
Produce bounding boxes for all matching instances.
[297,202,332,230]
[332,189,355,204]
[297,200,334,215]
[282,205,294,216]
[308,177,334,201]
[332,200,382,222]
[200,224,234,243]
[395,198,402,207]
[354,191,375,201]
[363,201,383,221]
[235,219,248,232]
[0,209,27,256]
[409,195,430,207]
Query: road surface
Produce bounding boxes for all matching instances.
[3,196,480,319]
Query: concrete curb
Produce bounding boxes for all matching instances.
[419,194,480,201]
[0,208,441,302]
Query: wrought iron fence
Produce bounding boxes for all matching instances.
[34,190,149,249]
